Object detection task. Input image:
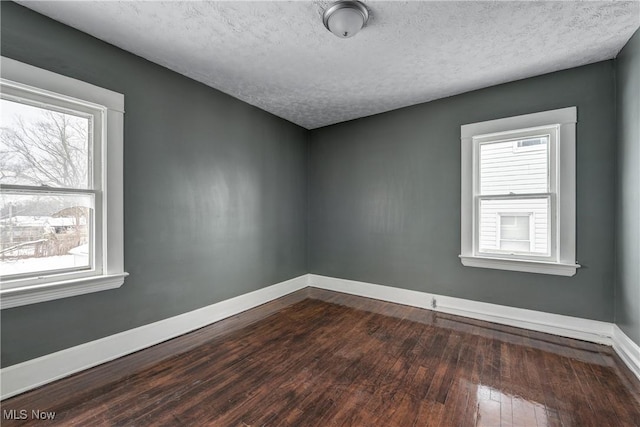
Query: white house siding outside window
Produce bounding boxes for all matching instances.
[478,137,550,256]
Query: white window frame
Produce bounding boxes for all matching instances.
[0,57,127,308]
[459,107,580,276]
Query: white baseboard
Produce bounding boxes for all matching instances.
[0,274,308,400]
[3,273,638,400]
[308,274,613,345]
[612,325,640,381]
[310,274,640,380]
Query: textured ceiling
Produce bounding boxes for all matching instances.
[18,1,640,129]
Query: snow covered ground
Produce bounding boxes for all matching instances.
[0,255,88,276]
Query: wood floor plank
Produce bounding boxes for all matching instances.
[438,333,478,427]
[298,304,413,427]
[217,303,386,426]
[2,289,639,427]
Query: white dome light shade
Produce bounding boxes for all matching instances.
[323,1,369,39]
[327,10,364,38]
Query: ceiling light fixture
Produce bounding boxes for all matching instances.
[323,1,369,39]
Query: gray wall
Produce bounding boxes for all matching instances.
[309,61,617,322]
[615,29,640,346]
[0,2,308,367]
[0,2,632,368]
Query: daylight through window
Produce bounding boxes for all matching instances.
[477,134,550,258]
[0,57,126,309]
[1,98,97,278]
[459,107,579,276]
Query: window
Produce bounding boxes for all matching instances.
[514,138,545,151]
[497,214,532,253]
[0,57,127,308]
[460,107,579,276]
[477,132,550,258]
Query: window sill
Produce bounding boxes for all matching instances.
[459,255,580,277]
[0,273,128,309]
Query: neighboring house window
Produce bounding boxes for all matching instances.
[514,137,546,151]
[497,213,532,253]
[459,107,579,276]
[0,57,127,308]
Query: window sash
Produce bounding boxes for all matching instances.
[0,188,100,287]
[471,125,558,262]
[0,85,105,288]
[474,192,555,261]
[0,85,105,192]
[475,128,555,198]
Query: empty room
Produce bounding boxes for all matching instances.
[0,1,639,425]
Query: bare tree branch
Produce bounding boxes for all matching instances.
[0,110,89,188]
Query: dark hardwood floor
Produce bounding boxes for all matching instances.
[2,288,639,426]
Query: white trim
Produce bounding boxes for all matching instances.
[310,275,639,380]
[461,107,577,139]
[308,274,612,345]
[612,325,640,381]
[0,57,126,307]
[2,274,637,400]
[0,273,128,310]
[0,274,308,400]
[0,57,124,112]
[459,255,580,277]
[460,107,578,276]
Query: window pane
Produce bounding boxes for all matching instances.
[0,98,91,188]
[0,192,93,277]
[500,240,530,252]
[500,215,529,240]
[517,138,545,148]
[479,136,548,195]
[479,198,549,255]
